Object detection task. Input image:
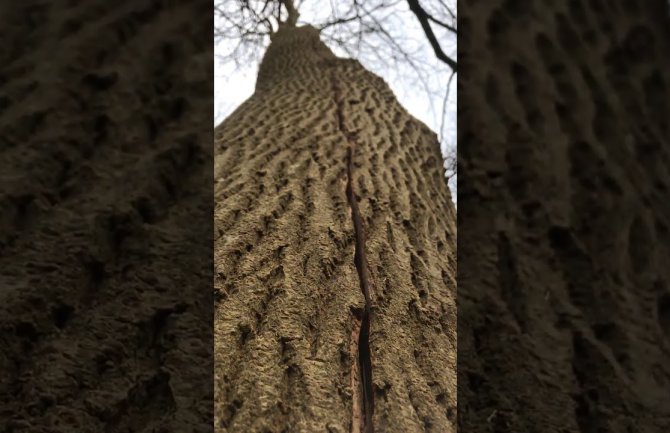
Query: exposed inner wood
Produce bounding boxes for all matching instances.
[346,145,375,433]
[332,65,375,433]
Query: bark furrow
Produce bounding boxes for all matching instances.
[346,135,374,433]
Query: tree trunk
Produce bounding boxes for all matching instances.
[458,1,670,431]
[0,1,213,432]
[215,25,456,433]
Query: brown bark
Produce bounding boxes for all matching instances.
[215,25,456,433]
[0,1,213,432]
[459,1,670,431]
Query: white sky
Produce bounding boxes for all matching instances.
[215,1,456,196]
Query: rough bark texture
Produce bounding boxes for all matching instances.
[215,26,456,433]
[0,1,213,432]
[459,1,670,432]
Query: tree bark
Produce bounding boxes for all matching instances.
[215,25,456,433]
[458,1,670,431]
[0,1,213,432]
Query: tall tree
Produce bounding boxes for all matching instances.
[215,0,457,189]
[214,5,456,433]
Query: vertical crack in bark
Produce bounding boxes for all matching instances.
[330,65,375,433]
[346,146,374,433]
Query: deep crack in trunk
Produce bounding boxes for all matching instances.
[331,66,375,433]
[346,147,374,433]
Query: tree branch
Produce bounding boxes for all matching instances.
[426,13,457,34]
[406,0,457,72]
[281,0,300,27]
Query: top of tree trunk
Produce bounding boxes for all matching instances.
[257,25,337,90]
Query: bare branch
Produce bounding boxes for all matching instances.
[406,0,457,71]
[280,0,300,26]
[318,13,362,30]
[439,68,456,143]
[426,13,457,34]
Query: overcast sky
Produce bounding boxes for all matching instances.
[215,0,456,195]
